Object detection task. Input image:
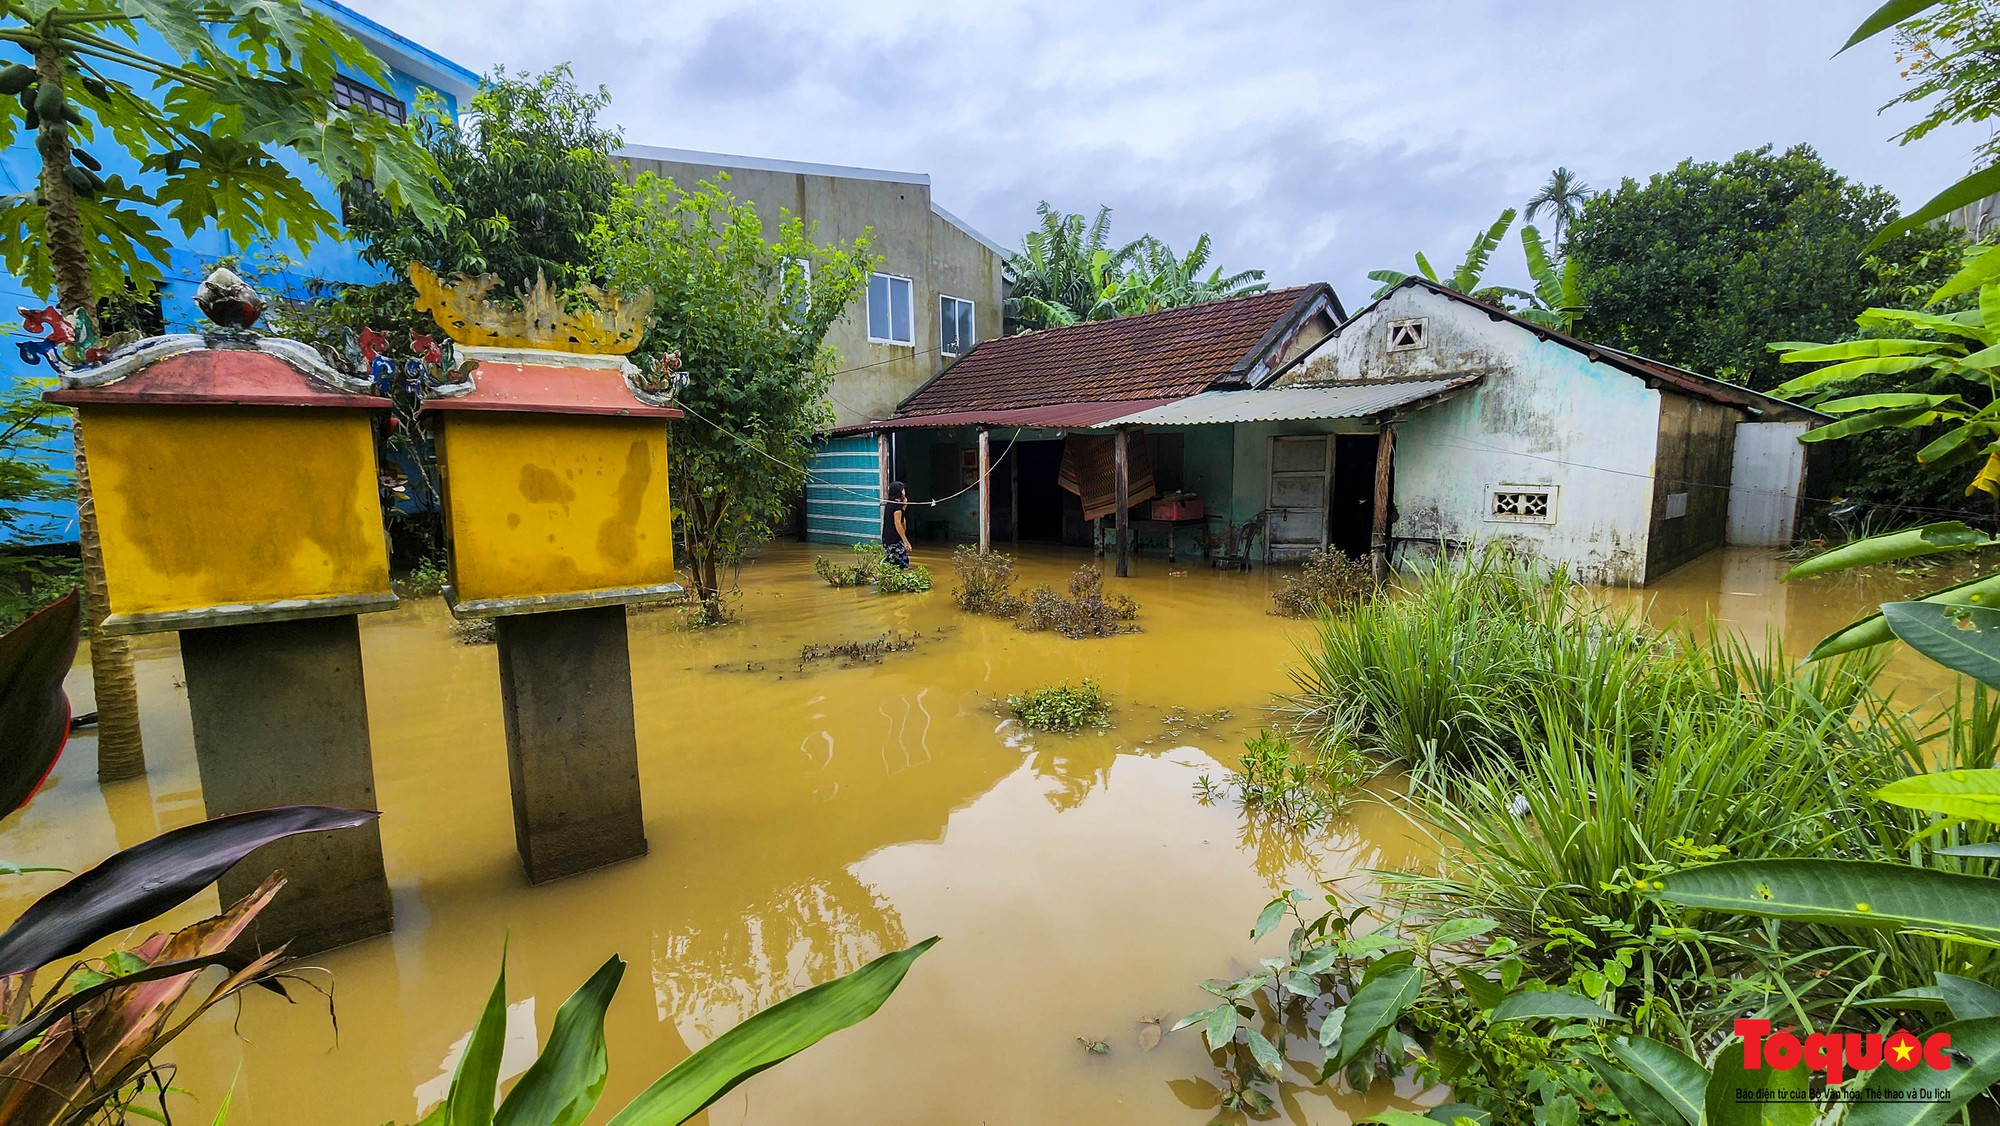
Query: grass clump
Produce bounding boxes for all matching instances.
[1269,548,1374,618]
[1018,566,1140,638]
[1196,729,1373,828]
[951,545,1024,615]
[1278,552,2000,1044]
[1008,677,1111,732]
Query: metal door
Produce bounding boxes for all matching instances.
[1725,421,1809,547]
[1267,435,1331,562]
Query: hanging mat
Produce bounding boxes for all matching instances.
[1058,432,1157,522]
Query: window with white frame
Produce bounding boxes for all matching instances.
[1387,318,1427,351]
[782,258,812,321]
[939,294,975,357]
[868,272,914,345]
[1488,485,1556,524]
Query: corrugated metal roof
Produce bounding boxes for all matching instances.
[834,398,1184,435]
[1092,377,1480,427]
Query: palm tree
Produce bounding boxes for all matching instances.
[1524,167,1591,251]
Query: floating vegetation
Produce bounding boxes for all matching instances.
[1017,567,1140,638]
[1007,678,1112,732]
[1157,705,1231,743]
[797,631,921,671]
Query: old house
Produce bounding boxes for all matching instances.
[828,276,1822,585]
[1263,277,1826,583]
[820,284,1345,551]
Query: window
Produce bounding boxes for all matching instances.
[332,74,407,124]
[1387,318,1427,351]
[868,273,914,345]
[782,258,812,321]
[939,295,975,357]
[1488,486,1556,524]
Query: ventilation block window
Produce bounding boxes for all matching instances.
[1387,318,1427,351]
[1488,486,1555,524]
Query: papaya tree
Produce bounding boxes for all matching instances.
[0,1,446,780]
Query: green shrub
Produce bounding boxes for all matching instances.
[400,555,449,598]
[814,542,887,587]
[873,562,932,593]
[1007,677,1111,732]
[951,545,1022,615]
[1269,548,1374,618]
[1017,566,1139,638]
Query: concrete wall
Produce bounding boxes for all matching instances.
[616,150,1006,429]
[1646,393,1737,580]
[1292,285,1664,585]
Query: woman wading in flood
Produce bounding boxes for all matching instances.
[882,481,913,569]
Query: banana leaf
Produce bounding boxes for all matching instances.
[0,591,78,820]
[605,936,937,1124]
[0,805,378,976]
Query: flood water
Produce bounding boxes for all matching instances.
[0,543,1966,1124]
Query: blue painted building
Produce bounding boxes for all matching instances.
[3,1,477,545]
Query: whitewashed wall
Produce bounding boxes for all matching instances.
[1287,286,1662,584]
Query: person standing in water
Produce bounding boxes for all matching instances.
[882,481,913,569]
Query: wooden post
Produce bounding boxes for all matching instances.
[877,431,891,499]
[1371,426,1396,584]
[1114,427,1132,578]
[977,429,991,553]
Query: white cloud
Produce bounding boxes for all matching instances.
[350,0,1993,302]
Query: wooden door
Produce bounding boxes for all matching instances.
[1267,435,1332,562]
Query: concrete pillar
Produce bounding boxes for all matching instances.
[1114,427,1132,578]
[494,605,647,884]
[179,615,391,956]
[977,429,991,553]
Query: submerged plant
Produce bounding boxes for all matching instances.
[399,556,449,598]
[815,542,887,588]
[1269,548,1376,619]
[1018,567,1140,638]
[1007,678,1112,732]
[1202,729,1373,828]
[873,562,932,594]
[950,546,1023,615]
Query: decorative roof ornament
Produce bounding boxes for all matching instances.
[408,263,653,356]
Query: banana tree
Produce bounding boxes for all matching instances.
[1515,225,1587,333]
[1368,209,1532,304]
[406,937,937,1126]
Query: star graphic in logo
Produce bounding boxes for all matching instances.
[1891,1041,1917,1064]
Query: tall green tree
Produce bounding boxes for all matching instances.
[1564,144,1958,391]
[590,175,872,615]
[343,64,619,292]
[1523,166,1590,250]
[1115,233,1267,314]
[0,0,445,781]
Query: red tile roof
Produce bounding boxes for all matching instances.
[895,285,1331,417]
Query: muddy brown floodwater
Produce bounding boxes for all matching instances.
[0,544,1966,1124]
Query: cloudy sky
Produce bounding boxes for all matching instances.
[349,0,1992,304]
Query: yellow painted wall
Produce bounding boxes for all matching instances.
[438,413,675,602]
[83,405,391,617]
